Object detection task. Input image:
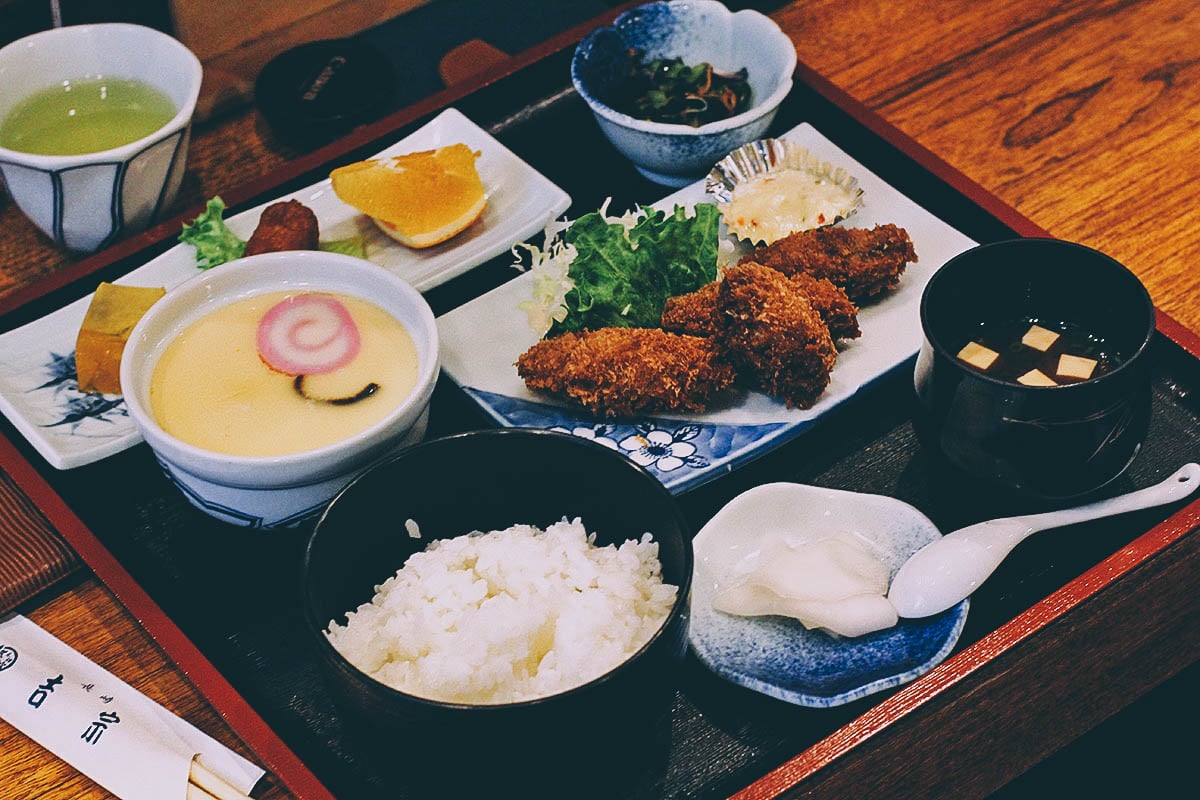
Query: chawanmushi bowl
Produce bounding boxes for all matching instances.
[914,238,1156,500]
[120,251,439,528]
[571,0,797,187]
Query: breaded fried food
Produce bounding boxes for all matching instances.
[789,272,861,341]
[244,199,320,256]
[516,327,736,417]
[742,223,917,303]
[662,271,860,343]
[719,262,837,409]
[660,281,722,337]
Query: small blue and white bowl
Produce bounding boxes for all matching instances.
[571,0,797,187]
[120,251,440,529]
[0,23,202,253]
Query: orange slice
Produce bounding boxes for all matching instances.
[330,143,486,248]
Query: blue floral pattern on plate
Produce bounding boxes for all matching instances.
[31,352,128,430]
[0,339,138,469]
[467,387,787,493]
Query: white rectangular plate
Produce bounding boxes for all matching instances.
[436,122,979,495]
[0,108,571,469]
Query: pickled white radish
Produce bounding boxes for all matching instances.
[713,584,898,638]
[713,532,898,637]
[755,535,889,600]
[256,293,361,375]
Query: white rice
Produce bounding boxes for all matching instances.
[324,517,677,704]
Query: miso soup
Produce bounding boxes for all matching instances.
[956,316,1122,386]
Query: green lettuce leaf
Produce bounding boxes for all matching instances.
[318,236,367,259]
[547,202,720,336]
[178,196,245,269]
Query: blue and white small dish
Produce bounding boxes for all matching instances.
[689,482,968,707]
[571,0,797,187]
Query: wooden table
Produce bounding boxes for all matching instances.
[2,1,1198,797]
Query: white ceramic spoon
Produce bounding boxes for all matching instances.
[888,463,1200,618]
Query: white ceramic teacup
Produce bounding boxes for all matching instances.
[0,23,202,253]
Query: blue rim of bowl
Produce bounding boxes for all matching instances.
[689,598,969,707]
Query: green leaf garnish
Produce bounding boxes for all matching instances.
[318,236,367,259]
[178,196,246,269]
[533,202,720,337]
[179,197,369,267]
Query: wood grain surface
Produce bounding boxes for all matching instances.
[774,0,1200,334]
[170,0,432,118]
[1,1,1198,798]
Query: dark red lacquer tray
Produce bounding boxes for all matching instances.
[3,21,1199,800]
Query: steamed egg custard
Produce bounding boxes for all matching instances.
[150,291,419,456]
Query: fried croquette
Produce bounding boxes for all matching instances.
[516,327,736,417]
[660,281,722,337]
[719,262,837,409]
[661,270,860,343]
[244,199,320,256]
[742,223,917,303]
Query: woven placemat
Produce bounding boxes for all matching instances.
[0,468,81,614]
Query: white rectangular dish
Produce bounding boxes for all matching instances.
[0,107,571,469]
[436,122,979,495]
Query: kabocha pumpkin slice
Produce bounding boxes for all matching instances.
[330,143,486,248]
[75,282,166,394]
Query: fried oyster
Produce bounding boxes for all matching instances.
[516,327,736,417]
[660,281,723,338]
[788,272,861,342]
[742,223,917,303]
[718,262,838,409]
[661,269,860,343]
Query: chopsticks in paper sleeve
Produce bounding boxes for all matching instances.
[0,614,264,799]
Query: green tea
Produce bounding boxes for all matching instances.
[0,77,176,156]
